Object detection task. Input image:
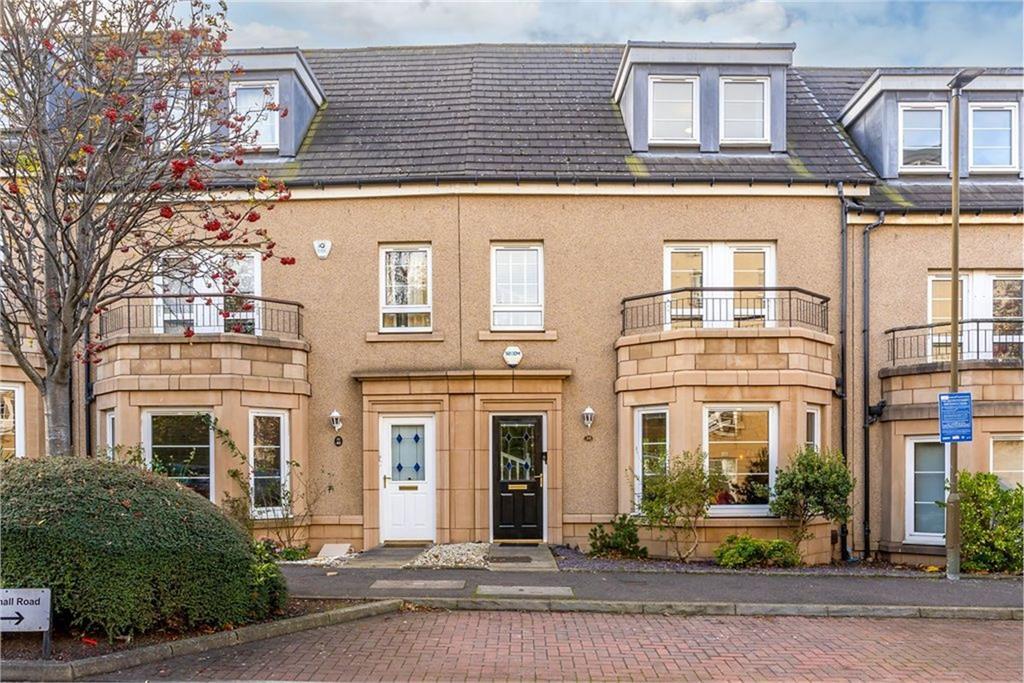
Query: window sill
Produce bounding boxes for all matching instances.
[366,332,445,343]
[898,167,949,175]
[479,330,558,341]
[904,534,944,546]
[707,506,772,518]
[719,139,771,147]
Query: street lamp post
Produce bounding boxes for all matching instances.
[945,68,984,581]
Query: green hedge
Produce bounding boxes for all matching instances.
[714,534,801,569]
[0,457,287,638]
[957,471,1023,574]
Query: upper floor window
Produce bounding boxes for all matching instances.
[928,271,1023,360]
[379,245,432,332]
[663,243,775,328]
[969,102,1019,172]
[154,251,262,335]
[648,76,699,145]
[720,77,770,144]
[231,81,279,150]
[491,244,544,331]
[899,103,948,172]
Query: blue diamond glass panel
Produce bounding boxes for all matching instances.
[391,424,425,481]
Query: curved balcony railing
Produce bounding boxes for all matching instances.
[885,318,1023,367]
[621,287,830,336]
[97,294,304,341]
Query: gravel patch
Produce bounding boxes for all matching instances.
[405,543,490,569]
[552,546,986,578]
[279,554,350,569]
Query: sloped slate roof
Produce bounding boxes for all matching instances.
[277,44,874,186]
[801,66,1024,214]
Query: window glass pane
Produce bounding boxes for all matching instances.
[382,312,432,329]
[391,424,426,481]
[902,109,943,167]
[972,109,1013,167]
[670,251,703,289]
[993,278,1023,359]
[252,414,284,509]
[492,310,543,328]
[992,439,1024,488]
[150,414,211,499]
[495,249,540,305]
[234,85,278,146]
[651,80,694,140]
[930,279,963,323]
[708,409,770,505]
[0,388,17,459]
[384,249,429,306]
[912,442,946,535]
[639,412,668,492]
[722,81,765,140]
[805,409,818,449]
[499,422,537,482]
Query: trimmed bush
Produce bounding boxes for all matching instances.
[588,514,648,559]
[714,534,801,569]
[769,447,853,549]
[0,457,287,638]
[957,471,1023,574]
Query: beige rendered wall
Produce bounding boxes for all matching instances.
[848,213,1024,557]
[244,192,845,540]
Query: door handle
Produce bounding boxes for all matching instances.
[383,474,391,488]
[534,474,544,487]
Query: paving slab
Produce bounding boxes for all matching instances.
[487,543,559,571]
[476,584,574,597]
[370,579,465,590]
[342,545,429,569]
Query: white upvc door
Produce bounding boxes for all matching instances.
[379,416,436,542]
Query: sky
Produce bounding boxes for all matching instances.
[222,0,1024,66]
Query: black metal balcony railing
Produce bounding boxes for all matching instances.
[885,318,1024,366]
[621,287,830,336]
[97,294,304,341]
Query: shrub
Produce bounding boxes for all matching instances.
[769,447,854,549]
[0,457,288,638]
[956,471,1023,574]
[714,534,801,569]
[588,514,647,559]
[637,451,726,561]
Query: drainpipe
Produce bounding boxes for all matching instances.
[84,321,94,457]
[861,210,886,561]
[836,182,851,562]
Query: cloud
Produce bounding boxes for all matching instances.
[229,21,315,48]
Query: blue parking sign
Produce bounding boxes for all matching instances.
[938,392,973,443]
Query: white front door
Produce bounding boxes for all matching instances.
[379,416,436,542]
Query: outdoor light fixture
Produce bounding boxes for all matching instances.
[329,410,342,432]
[582,406,596,430]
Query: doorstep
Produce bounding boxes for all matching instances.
[487,544,559,572]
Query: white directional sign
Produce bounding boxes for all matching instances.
[0,589,51,632]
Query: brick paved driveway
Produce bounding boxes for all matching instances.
[103,611,1022,682]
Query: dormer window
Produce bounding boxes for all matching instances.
[899,103,948,173]
[648,76,699,145]
[969,102,1019,173]
[719,77,770,145]
[231,81,280,151]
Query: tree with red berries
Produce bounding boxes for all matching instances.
[0,0,291,456]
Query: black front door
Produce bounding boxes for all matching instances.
[492,415,544,540]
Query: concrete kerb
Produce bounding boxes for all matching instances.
[1,600,403,682]
[395,597,1022,620]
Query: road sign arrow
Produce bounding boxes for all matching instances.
[1,612,25,626]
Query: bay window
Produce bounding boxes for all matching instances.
[633,407,669,507]
[491,244,544,331]
[805,406,821,450]
[250,411,290,516]
[379,245,432,332]
[703,405,776,515]
[144,411,214,500]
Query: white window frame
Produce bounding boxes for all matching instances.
[805,405,822,451]
[663,243,776,329]
[378,244,433,333]
[968,101,1019,173]
[719,76,771,145]
[0,383,26,459]
[990,435,1024,488]
[153,251,263,335]
[229,80,280,151]
[103,409,116,460]
[702,404,778,517]
[249,409,290,519]
[633,406,669,510]
[647,75,700,146]
[904,436,950,545]
[142,409,215,502]
[490,243,545,331]
[928,271,1023,361]
[898,102,949,174]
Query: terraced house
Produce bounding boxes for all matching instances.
[3,41,1021,565]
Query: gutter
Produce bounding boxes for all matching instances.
[860,210,887,561]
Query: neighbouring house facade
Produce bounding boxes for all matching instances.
[2,43,1021,565]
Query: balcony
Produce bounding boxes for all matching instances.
[884,318,1023,369]
[621,287,829,336]
[98,294,304,341]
